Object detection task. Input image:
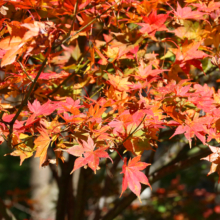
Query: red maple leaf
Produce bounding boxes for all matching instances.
[173,2,205,20]
[192,1,220,13]
[26,100,55,125]
[28,99,54,116]
[137,10,169,37]
[172,42,209,74]
[135,61,164,81]
[175,43,208,63]
[57,98,82,113]
[120,155,151,202]
[68,136,112,174]
[170,115,210,147]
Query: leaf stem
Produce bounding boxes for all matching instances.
[111,148,123,160]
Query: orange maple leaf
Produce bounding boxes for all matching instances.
[108,73,132,92]
[201,145,220,182]
[34,127,51,167]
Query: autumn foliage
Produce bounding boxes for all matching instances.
[1,0,220,218]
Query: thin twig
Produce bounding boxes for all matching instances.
[90,84,105,99]
[67,0,79,38]
[17,60,34,82]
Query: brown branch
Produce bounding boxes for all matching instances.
[10,56,48,126]
[145,150,155,176]
[101,147,211,220]
[90,84,105,99]
[6,56,48,148]
[73,168,93,220]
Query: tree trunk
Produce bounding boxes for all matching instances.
[30,157,58,220]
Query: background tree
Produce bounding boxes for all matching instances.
[1,0,220,219]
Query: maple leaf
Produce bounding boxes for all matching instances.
[28,99,54,116]
[192,1,220,13]
[137,10,169,38]
[88,124,111,141]
[7,148,33,165]
[0,22,42,66]
[172,20,207,41]
[57,98,82,113]
[60,112,86,123]
[26,100,54,125]
[37,71,69,80]
[21,21,55,37]
[5,134,33,165]
[120,156,151,202]
[175,42,208,62]
[135,61,164,81]
[170,115,209,147]
[87,104,106,123]
[124,138,153,155]
[66,144,84,157]
[171,42,209,74]
[69,137,112,174]
[0,43,23,67]
[201,145,220,182]
[109,119,124,136]
[108,74,132,92]
[173,2,205,20]
[34,127,51,167]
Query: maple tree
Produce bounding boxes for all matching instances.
[1,0,220,219]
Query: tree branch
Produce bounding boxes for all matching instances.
[7,56,48,148]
